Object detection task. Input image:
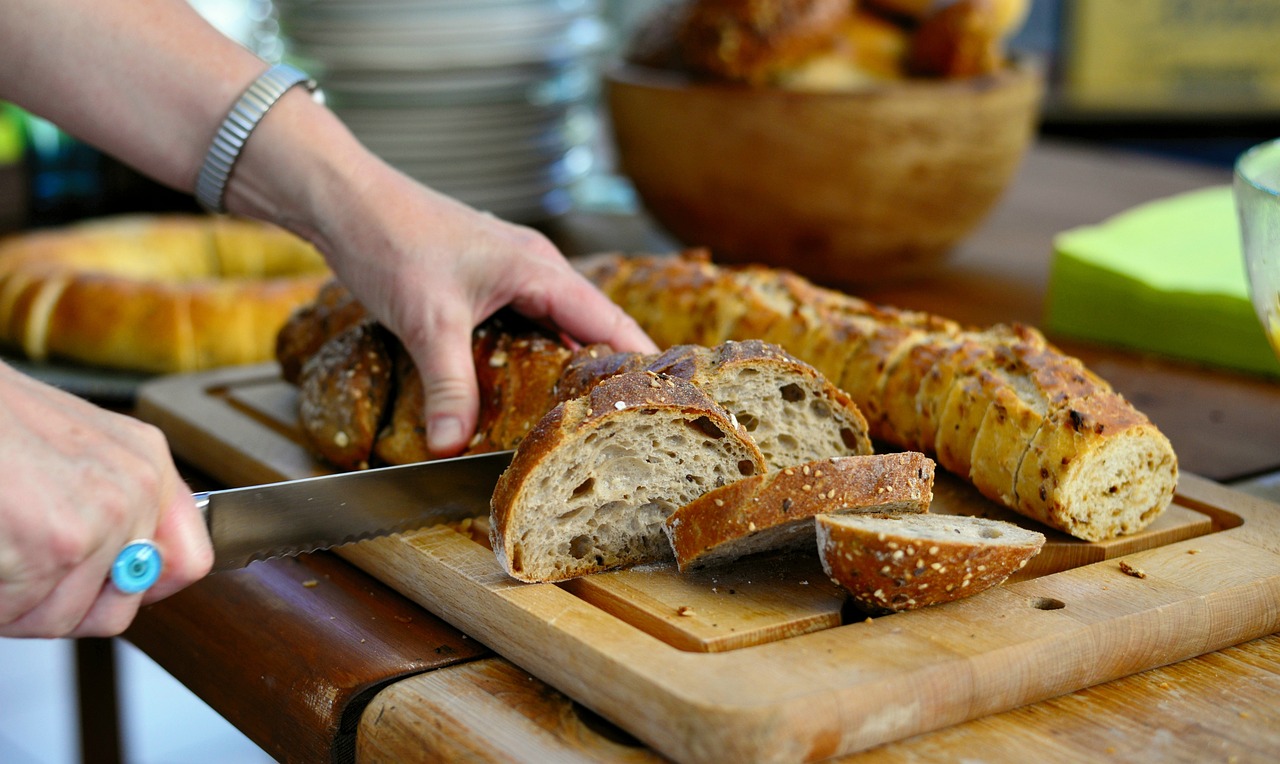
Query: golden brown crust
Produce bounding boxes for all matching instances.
[666,451,935,570]
[0,214,330,373]
[276,279,369,385]
[675,0,854,85]
[816,512,1045,613]
[297,321,394,471]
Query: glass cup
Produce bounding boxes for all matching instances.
[1235,138,1280,359]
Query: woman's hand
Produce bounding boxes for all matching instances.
[0,363,213,638]
[230,113,658,456]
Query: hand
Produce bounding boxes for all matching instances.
[232,133,658,457]
[0,363,213,638]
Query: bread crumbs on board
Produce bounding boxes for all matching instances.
[1119,560,1148,579]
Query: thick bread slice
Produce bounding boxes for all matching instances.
[490,371,768,583]
[552,339,874,470]
[647,340,872,469]
[877,331,955,451]
[816,512,1046,613]
[665,452,935,571]
[1013,392,1177,542]
[968,329,1112,508]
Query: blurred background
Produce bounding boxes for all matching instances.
[1,0,1278,235]
[0,2,1278,762]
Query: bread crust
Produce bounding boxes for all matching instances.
[297,321,393,471]
[666,451,935,570]
[816,512,1045,613]
[0,214,330,373]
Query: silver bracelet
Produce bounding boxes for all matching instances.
[194,63,324,214]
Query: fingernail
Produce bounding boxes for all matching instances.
[428,415,465,454]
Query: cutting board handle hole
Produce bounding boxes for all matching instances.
[1029,596,1066,610]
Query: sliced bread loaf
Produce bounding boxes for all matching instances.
[816,512,1046,613]
[665,452,935,571]
[490,371,768,583]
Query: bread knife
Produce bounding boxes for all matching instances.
[110,450,514,593]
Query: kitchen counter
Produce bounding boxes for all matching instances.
[123,139,1280,763]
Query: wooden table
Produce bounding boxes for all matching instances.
[123,139,1280,763]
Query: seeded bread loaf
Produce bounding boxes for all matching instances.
[288,309,576,469]
[665,452,935,571]
[555,339,873,470]
[296,320,393,471]
[816,512,1045,613]
[579,251,1178,542]
[490,371,768,583]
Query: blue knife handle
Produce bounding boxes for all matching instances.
[110,493,212,594]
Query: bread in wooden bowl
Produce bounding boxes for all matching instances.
[490,371,768,583]
[556,339,873,470]
[816,511,1045,613]
[581,251,1179,542]
[0,214,330,373]
[665,451,935,571]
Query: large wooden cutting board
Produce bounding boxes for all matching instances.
[137,364,1280,763]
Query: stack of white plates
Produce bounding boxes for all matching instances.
[274,0,609,222]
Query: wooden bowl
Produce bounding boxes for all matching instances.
[605,62,1043,287]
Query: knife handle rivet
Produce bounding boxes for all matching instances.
[111,540,163,595]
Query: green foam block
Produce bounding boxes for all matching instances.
[1046,185,1280,379]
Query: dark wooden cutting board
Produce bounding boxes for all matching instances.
[137,364,1280,763]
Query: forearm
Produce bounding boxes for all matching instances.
[0,0,265,192]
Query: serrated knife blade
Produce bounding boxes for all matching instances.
[110,450,513,592]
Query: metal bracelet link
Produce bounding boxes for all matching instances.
[194,63,322,214]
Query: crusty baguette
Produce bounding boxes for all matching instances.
[665,452,935,571]
[579,251,1178,542]
[816,512,1045,613]
[490,371,768,583]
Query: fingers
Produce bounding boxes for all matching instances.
[403,305,482,458]
[0,367,212,637]
[508,263,658,356]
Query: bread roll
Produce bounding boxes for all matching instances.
[816,512,1045,613]
[0,214,330,373]
[490,371,768,583]
[665,452,934,571]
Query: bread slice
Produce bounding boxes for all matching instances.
[1013,392,1177,542]
[816,512,1046,613]
[552,339,874,471]
[490,371,768,583]
[647,340,873,469]
[665,452,935,571]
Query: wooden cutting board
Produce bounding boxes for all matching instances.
[137,364,1280,763]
